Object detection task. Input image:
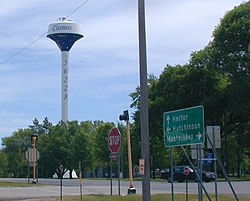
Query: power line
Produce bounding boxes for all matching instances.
[65,0,90,19]
[0,0,90,65]
[0,33,46,65]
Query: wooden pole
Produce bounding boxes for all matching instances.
[33,137,36,183]
[126,120,134,189]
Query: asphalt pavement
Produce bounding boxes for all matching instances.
[0,178,250,200]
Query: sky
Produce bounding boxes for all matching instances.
[0,0,245,141]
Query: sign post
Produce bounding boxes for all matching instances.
[59,164,64,201]
[207,126,221,201]
[25,148,40,184]
[108,127,121,195]
[184,166,190,201]
[79,162,83,201]
[163,105,204,147]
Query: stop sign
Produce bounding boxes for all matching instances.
[108,127,121,154]
[184,167,191,176]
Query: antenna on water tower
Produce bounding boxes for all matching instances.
[47,18,83,123]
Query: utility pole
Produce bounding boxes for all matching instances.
[138,0,150,200]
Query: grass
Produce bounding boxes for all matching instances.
[0,181,43,187]
[38,194,250,201]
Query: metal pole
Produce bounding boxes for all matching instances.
[79,162,83,201]
[212,127,218,201]
[138,0,150,200]
[206,132,239,201]
[196,144,199,197]
[59,165,64,201]
[198,144,203,201]
[60,176,63,201]
[36,160,38,183]
[186,179,188,201]
[28,162,30,184]
[170,147,174,201]
[110,156,113,195]
[181,146,212,201]
[118,152,121,196]
[36,154,39,183]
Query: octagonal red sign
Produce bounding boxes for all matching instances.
[184,167,191,176]
[108,127,121,154]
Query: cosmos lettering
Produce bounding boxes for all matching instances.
[53,25,72,31]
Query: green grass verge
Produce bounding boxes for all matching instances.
[0,181,43,187]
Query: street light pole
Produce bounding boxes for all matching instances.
[138,0,151,200]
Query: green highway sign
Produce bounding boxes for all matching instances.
[163,105,204,147]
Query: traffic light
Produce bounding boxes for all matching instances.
[119,110,129,121]
[31,134,38,142]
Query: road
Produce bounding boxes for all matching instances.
[0,178,249,200]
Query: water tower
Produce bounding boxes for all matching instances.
[47,18,83,123]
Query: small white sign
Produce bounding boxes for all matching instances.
[206,126,221,149]
[139,159,145,175]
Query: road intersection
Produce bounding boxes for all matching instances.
[0,178,249,200]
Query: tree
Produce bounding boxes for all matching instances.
[78,121,98,173]
[209,1,250,175]
[38,120,106,178]
[1,129,32,177]
[211,1,250,76]
[42,122,73,177]
[94,122,114,168]
[0,150,8,177]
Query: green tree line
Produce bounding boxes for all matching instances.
[0,1,249,178]
[0,118,130,178]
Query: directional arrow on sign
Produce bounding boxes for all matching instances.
[166,115,170,125]
[166,126,171,133]
[196,132,202,140]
